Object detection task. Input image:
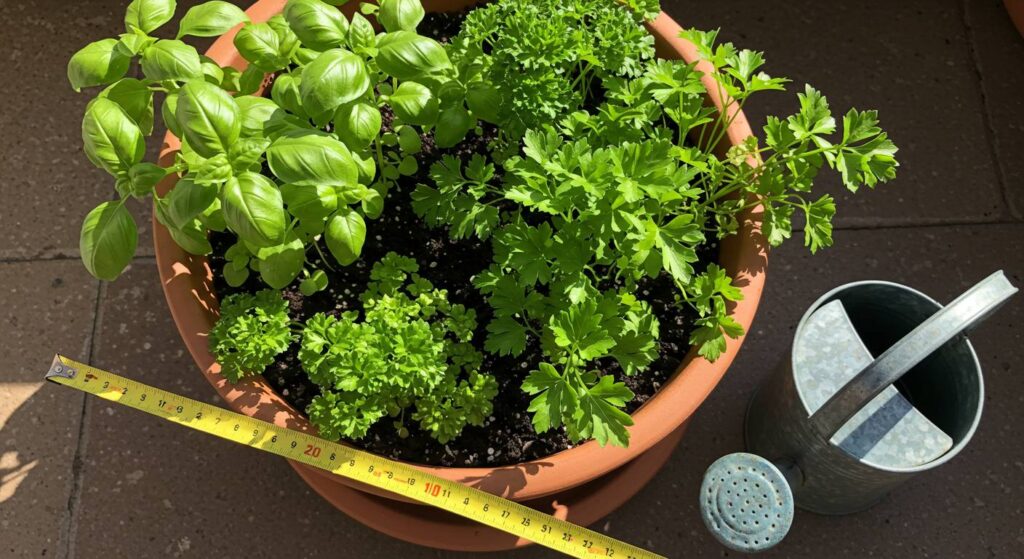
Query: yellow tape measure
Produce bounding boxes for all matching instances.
[46,355,663,559]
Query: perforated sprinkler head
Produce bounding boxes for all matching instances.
[699,452,794,553]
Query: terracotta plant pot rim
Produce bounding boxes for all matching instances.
[154,0,767,503]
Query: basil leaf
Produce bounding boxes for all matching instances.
[325,207,366,265]
[162,176,218,228]
[387,80,437,125]
[333,102,381,150]
[466,82,502,124]
[228,137,271,172]
[434,105,473,148]
[80,201,138,281]
[125,0,176,34]
[178,1,250,38]
[198,198,227,231]
[221,172,288,247]
[300,49,370,117]
[234,22,289,72]
[238,65,266,95]
[266,132,358,187]
[98,78,154,134]
[352,153,376,185]
[282,183,338,221]
[116,162,168,198]
[140,40,202,81]
[118,33,156,56]
[67,39,132,91]
[162,92,182,137]
[376,31,451,80]
[82,97,146,176]
[223,259,250,286]
[176,79,241,158]
[377,0,424,32]
[167,218,213,255]
[270,71,306,118]
[236,96,280,139]
[283,0,348,51]
[347,13,376,53]
[255,232,305,288]
[191,152,234,184]
[299,269,328,295]
[361,187,384,219]
[200,59,225,85]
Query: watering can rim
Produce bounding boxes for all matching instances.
[788,278,985,474]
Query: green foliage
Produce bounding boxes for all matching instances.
[208,290,294,383]
[67,0,489,290]
[449,0,657,137]
[301,253,497,443]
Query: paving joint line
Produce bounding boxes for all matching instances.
[959,0,1023,221]
[56,279,106,559]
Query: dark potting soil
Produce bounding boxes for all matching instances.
[209,9,705,467]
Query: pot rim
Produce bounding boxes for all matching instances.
[153,0,768,502]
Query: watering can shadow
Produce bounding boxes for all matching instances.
[699,271,1018,553]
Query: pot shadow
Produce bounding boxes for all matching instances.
[455,461,555,499]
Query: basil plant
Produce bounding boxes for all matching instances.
[68,0,494,292]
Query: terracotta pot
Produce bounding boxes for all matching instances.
[1006,0,1024,37]
[154,0,768,550]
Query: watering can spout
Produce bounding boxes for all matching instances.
[807,271,1018,439]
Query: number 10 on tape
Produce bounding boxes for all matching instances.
[45,355,664,559]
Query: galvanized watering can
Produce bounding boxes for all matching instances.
[699,271,1017,553]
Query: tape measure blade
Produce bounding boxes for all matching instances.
[44,356,665,559]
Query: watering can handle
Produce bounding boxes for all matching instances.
[808,270,1018,439]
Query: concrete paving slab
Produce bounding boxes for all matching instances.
[668,0,1012,227]
[963,0,1024,219]
[0,260,99,557]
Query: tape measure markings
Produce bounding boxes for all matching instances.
[46,355,664,559]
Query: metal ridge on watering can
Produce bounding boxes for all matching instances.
[700,271,1017,553]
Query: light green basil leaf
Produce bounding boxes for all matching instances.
[98,78,154,134]
[162,176,218,228]
[234,22,289,72]
[221,172,288,247]
[387,80,437,125]
[162,92,182,137]
[376,31,450,80]
[178,1,249,38]
[228,137,271,172]
[200,59,225,85]
[299,269,328,295]
[80,201,137,281]
[334,102,381,150]
[397,125,421,153]
[466,82,502,124]
[346,12,376,53]
[352,153,376,185]
[118,32,157,55]
[325,207,365,265]
[239,66,265,95]
[270,71,306,118]
[283,0,348,51]
[267,15,300,56]
[168,218,213,255]
[282,183,338,221]
[377,0,424,32]
[292,47,319,65]
[68,39,132,91]
[255,232,305,288]
[266,132,358,187]
[300,49,370,117]
[223,259,250,286]
[125,0,176,34]
[191,153,234,184]
[361,187,384,218]
[198,197,227,231]
[141,39,202,81]
[434,105,472,148]
[176,79,241,158]
[237,96,281,138]
[82,97,146,176]
[116,162,168,198]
